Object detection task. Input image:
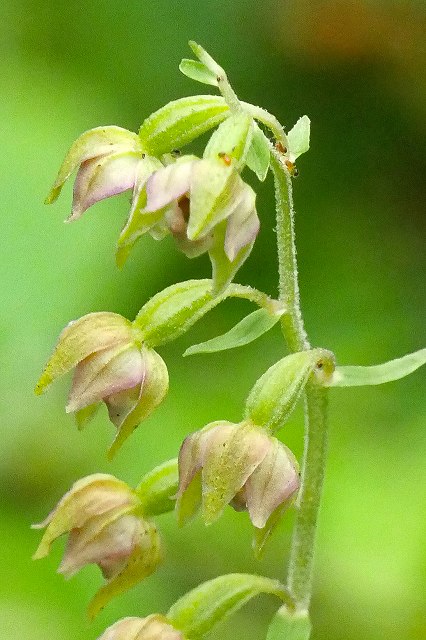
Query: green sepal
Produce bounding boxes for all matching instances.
[184,307,283,356]
[266,605,311,640]
[87,519,162,620]
[167,573,291,639]
[45,126,142,204]
[179,59,219,87]
[245,349,335,432]
[135,459,178,517]
[326,347,426,387]
[139,96,229,156]
[209,221,254,295]
[203,112,253,167]
[246,123,271,181]
[288,116,310,160]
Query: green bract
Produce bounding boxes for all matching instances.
[245,349,335,433]
[179,58,219,87]
[184,306,283,356]
[246,122,271,181]
[167,573,291,639]
[139,95,229,156]
[326,347,426,387]
[287,115,311,162]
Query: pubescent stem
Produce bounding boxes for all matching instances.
[270,149,329,612]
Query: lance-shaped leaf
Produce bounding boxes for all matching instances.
[245,349,335,432]
[188,40,225,79]
[246,122,271,181]
[184,307,283,356]
[167,573,291,640]
[139,96,229,157]
[287,116,310,161]
[45,126,142,204]
[266,605,311,640]
[179,59,219,87]
[135,459,179,517]
[326,347,426,387]
[203,112,253,167]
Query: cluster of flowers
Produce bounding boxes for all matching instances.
[33,41,319,640]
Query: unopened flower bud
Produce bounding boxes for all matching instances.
[98,615,185,640]
[176,421,299,532]
[35,312,168,457]
[32,474,162,618]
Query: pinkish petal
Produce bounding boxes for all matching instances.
[69,152,141,221]
[224,185,259,261]
[144,159,195,212]
[66,345,144,413]
[245,439,300,529]
[59,512,139,577]
[32,475,136,559]
[46,126,142,204]
[97,617,148,640]
[35,313,133,395]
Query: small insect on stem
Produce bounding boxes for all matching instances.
[275,141,288,154]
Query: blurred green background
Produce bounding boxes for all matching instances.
[1,1,425,638]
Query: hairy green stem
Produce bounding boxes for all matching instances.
[271,149,329,612]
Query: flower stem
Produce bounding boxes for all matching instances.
[271,150,329,612]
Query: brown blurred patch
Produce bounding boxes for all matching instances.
[272,1,425,65]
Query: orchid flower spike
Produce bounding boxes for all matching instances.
[35,312,168,457]
[176,420,299,551]
[118,154,259,292]
[97,616,185,640]
[45,125,162,222]
[32,474,162,618]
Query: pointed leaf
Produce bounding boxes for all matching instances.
[167,573,291,639]
[287,116,310,160]
[266,605,311,640]
[184,308,282,356]
[327,348,426,387]
[179,59,219,87]
[188,41,225,78]
[135,459,179,517]
[246,123,271,181]
[139,96,229,156]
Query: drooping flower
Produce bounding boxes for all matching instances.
[32,474,162,618]
[97,615,185,640]
[118,154,260,292]
[176,420,299,541]
[45,125,162,222]
[35,311,168,457]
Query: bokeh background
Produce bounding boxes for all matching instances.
[1,1,425,639]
